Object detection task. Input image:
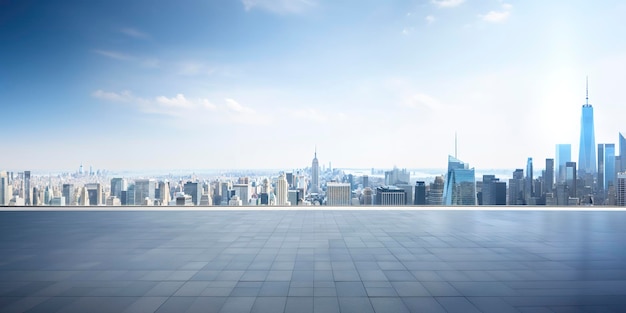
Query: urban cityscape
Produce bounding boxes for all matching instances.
[2,83,625,207]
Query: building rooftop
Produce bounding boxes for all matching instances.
[1,207,626,312]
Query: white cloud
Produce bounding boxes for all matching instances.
[120,27,149,39]
[480,3,512,23]
[201,99,217,110]
[242,0,315,14]
[425,15,436,24]
[225,98,255,114]
[93,50,133,61]
[431,0,465,8]
[155,94,193,108]
[92,90,134,102]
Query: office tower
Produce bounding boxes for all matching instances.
[232,184,250,205]
[275,173,289,205]
[105,196,121,206]
[397,184,413,205]
[49,197,65,206]
[556,144,571,183]
[525,158,534,202]
[183,181,202,206]
[597,144,616,192]
[578,79,596,176]
[134,179,155,205]
[508,169,525,205]
[158,181,170,206]
[24,170,31,206]
[0,171,8,206]
[126,184,135,205]
[110,178,126,201]
[288,190,299,206]
[85,183,102,206]
[544,159,554,195]
[428,176,445,205]
[78,186,89,206]
[362,187,373,205]
[326,182,351,206]
[616,133,626,172]
[62,184,74,206]
[362,175,369,188]
[384,167,410,186]
[414,181,426,205]
[565,162,577,199]
[286,172,294,188]
[443,156,476,205]
[481,175,497,205]
[311,149,320,194]
[617,173,626,206]
[375,186,406,206]
[199,194,212,206]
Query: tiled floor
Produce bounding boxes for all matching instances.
[1,209,626,312]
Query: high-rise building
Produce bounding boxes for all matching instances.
[414,181,426,205]
[482,175,498,205]
[597,143,616,192]
[544,159,554,195]
[24,171,31,206]
[0,171,8,206]
[375,186,406,206]
[311,149,320,194]
[565,161,577,199]
[617,173,626,206]
[508,169,525,205]
[556,144,571,183]
[62,184,74,206]
[428,176,444,205]
[85,183,102,206]
[525,157,534,202]
[126,184,135,205]
[158,181,170,206]
[134,179,155,205]
[275,173,289,206]
[362,175,369,188]
[578,79,596,177]
[110,178,126,201]
[326,182,351,206]
[183,181,202,206]
[616,133,626,172]
[443,156,476,205]
[232,184,250,205]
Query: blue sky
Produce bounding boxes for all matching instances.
[2,0,626,172]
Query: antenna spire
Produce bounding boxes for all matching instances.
[314,145,317,159]
[586,76,589,105]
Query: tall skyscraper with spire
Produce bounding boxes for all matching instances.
[311,148,320,194]
[619,132,626,173]
[578,77,596,177]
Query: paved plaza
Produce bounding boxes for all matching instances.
[1,208,626,312]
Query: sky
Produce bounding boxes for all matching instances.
[1,0,626,172]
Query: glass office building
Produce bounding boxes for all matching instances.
[443,155,476,205]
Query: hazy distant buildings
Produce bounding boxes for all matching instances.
[326,182,350,206]
[384,167,410,186]
[578,81,596,177]
[443,156,476,205]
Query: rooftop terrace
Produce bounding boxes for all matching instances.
[1,208,626,312]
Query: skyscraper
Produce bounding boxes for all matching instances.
[578,78,596,176]
[276,173,288,206]
[24,170,31,206]
[617,173,626,206]
[544,158,554,195]
[414,181,426,205]
[135,179,156,205]
[509,169,525,205]
[62,184,74,206]
[183,181,202,206]
[618,133,626,172]
[0,171,8,206]
[443,156,476,206]
[597,143,616,192]
[110,178,127,201]
[565,161,577,199]
[326,182,351,206]
[311,148,320,194]
[556,144,571,183]
[525,157,534,202]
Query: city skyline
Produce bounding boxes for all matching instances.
[2,1,626,171]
